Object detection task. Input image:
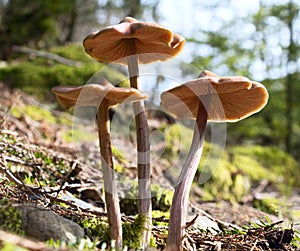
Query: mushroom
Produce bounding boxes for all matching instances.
[83,16,185,246]
[51,80,147,249]
[160,70,269,251]
[83,16,185,64]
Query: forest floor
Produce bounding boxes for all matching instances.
[0,82,300,250]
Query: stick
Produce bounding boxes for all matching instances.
[12,45,82,67]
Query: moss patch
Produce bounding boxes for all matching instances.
[0,199,24,235]
[122,214,146,249]
[230,145,300,191]
[163,123,193,159]
[194,143,300,203]
[120,184,173,215]
[0,44,129,101]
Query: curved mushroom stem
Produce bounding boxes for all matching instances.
[125,39,152,248]
[166,101,208,251]
[97,100,122,249]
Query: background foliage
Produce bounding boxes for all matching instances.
[0,0,299,201]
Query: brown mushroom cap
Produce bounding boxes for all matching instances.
[83,17,185,64]
[160,70,269,122]
[51,79,148,109]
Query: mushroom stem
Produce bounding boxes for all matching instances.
[125,39,152,247]
[166,100,208,251]
[97,100,122,249]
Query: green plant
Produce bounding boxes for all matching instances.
[122,214,146,249]
[292,229,300,248]
[81,217,110,245]
[0,199,24,235]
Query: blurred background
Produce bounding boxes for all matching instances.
[0,0,300,211]
[1,0,299,156]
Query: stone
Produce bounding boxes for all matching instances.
[15,204,85,242]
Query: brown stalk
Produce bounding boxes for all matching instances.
[97,99,122,249]
[125,39,152,247]
[166,100,208,251]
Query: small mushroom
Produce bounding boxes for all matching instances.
[160,70,269,251]
[52,80,147,249]
[83,17,185,247]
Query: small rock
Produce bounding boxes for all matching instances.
[15,204,84,242]
[79,187,105,208]
[187,215,220,233]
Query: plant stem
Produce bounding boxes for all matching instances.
[166,101,208,251]
[97,100,122,249]
[125,39,152,248]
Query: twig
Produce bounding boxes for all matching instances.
[250,239,258,251]
[12,45,82,67]
[242,179,270,204]
[0,157,23,186]
[44,192,107,218]
[185,232,197,251]
[0,158,107,218]
[0,155,42,199]
[54,161,79,198]
[185,214,199,229]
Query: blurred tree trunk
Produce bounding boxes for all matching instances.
[97,0,159,26]
[124,0,143,17]
[0,0,98,59]
[62,0,77,44]
[284,1,297,153]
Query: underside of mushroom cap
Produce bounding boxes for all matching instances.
[160,72,269,122]
[83,17,185,64]
[52,80,148,109]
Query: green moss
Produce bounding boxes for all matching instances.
[49,44,93,63]
[0,243,29,251]
[253,197,279,215]
[62,127,96,143]
[291,209,300,225]
[119,181,139,215]
[230,145,300,191]
[149,235,158,249]
[80,217,110,244]
[151,184,173,212]
[163,123,193,159]
[112,146,128,165]
[0,199,24,235]
[122,214,146,249]
[152,210,170,228]
[0,44,129,101]
[11,105,56,124]
[120,184,173,215]
[196,143,242,201]
[114,163,124,173]
[231,153,272,181]
[9,105,73,135]
[196,144,300,202]
[152,210,170,219]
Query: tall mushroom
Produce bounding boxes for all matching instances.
[52,80,147,249]
[83,16,185,246]
[160,70,269,251]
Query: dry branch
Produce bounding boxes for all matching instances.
[12,45,82,67]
